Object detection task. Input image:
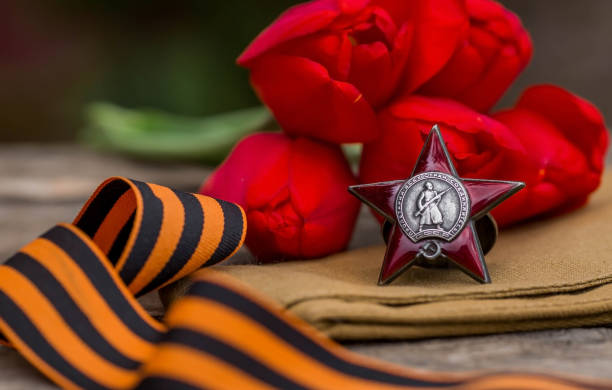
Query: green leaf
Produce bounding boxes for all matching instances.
[81,102,274,164]
[342,143,363,165]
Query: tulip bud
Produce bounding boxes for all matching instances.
[201,133,360,261]
[491,85,608,225]
[238,0,468,143]
[359,95,526,225]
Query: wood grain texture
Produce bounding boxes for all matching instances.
[0,144,610,389]
[349,328,612,379]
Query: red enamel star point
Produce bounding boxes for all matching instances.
[349,125,525,285]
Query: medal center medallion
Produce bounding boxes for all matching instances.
[395,171,470,242]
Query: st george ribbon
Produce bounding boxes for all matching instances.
[350,125,525,285]
[0,175,603,389]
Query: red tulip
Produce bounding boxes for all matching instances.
[360,94,524,182]
[359,95,526,225]
[238,0,468,143]
[418,0,532,112]
[200,133,360,261]
[360,88,608,227]
[491,85,608,225]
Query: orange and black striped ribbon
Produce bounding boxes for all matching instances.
[0,177,607,389]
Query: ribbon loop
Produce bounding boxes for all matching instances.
[73,177,246,296]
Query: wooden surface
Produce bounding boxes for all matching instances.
[1,144,612,389]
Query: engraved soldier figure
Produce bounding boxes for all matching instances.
[416,182,444,231]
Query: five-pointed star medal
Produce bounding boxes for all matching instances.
[349,125,525,285]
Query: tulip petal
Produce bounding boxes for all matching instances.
[360,95,525,223]
[418,0,532,112]
[399,0,470,92]
[200,133,290,206]
[494,108,597,199]
[491,85,608,226]
[418,42,483,98]
[348,41,392,106]
[283,32,353,81]
[515,85,609,174]
[288,138,358,219]
[388,96,524,153]
[249,54,379,143]
[238,0,342,65]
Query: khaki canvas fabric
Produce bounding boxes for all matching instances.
[163,173,612,340]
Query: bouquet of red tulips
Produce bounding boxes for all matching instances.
[201,0,608,262]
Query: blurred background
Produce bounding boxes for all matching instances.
[1,0,610,142]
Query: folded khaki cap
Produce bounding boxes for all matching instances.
[163,172,612,340]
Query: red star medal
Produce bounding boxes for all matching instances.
[349,125,525,285]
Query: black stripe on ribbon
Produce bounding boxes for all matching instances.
[107,211,135,266]
[167,327,309,390]
[207,200,244,266]
[189,280,460,388]
[135,377,206,390]
[75,179,131,239]
[4,253,140,370]
[0,291,108,390]
[139,191,204,296]
[119,180,163,290]
[42,226,162,343]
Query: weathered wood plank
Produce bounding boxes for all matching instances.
[0,348,58,390]
[349,328,612,379]
[0,145,211,260]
